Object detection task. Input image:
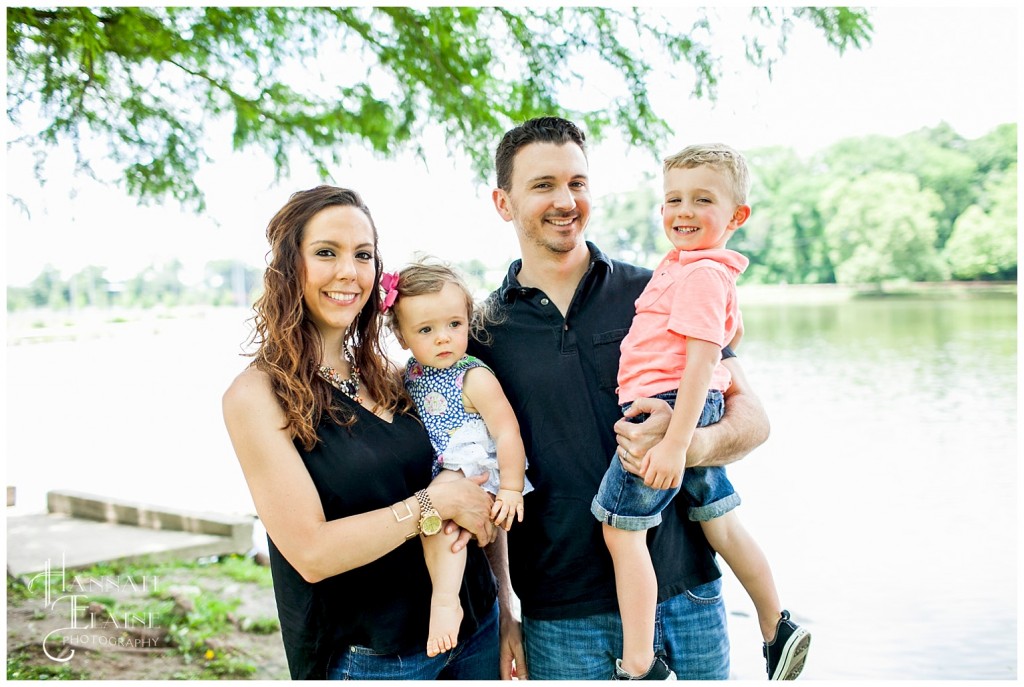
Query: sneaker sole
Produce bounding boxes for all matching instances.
[770,628,811,680]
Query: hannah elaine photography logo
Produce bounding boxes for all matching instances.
[26,555,160,662]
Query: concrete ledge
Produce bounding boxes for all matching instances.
[6,492,257,577]
[6,513,249,577]
[46,490,252,553]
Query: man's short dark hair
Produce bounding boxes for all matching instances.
[495,117,587,191]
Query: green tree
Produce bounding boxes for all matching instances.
[821,127,977,248]
[7,6,872,210]
[903,125,979,247]
[68,265,110,308]
[205,259,262,306]
[964,122,1018,178]
[591,174,665,268]
[820,172,948,286]
[943,164,1017,280]
[6,286,32,311]
[122,259,185,307]
[24,265,70,309]
[738,146,836,284]
[6,265,67,310]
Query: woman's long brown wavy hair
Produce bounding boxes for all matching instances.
[246,186,412,450]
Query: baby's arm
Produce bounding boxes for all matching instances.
[641,337,720,490]
[462,366,527,531]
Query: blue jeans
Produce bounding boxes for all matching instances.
[592,390,738,529]
[522,579,729,679]
[326,600,499,680]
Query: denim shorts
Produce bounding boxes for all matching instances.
[325,600,499,680]
[522,578,729,679]
[591,390,739,530]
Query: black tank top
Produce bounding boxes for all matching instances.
[268,392,497,679]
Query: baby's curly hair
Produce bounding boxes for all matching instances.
[386,258,499,345]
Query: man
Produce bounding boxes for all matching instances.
[470,117,770,680]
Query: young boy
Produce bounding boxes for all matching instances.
[591,143,810,680]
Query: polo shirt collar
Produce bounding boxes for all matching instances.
[498,241,614,303]
[668,247,749,272]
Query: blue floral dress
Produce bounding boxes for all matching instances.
[404,354,533,495]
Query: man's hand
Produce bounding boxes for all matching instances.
[613,397,672,476]
[484,530,528,680]
[498,611,527,679]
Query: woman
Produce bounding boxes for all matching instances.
[223,186,500,679]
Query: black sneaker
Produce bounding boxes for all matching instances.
[613,656,677,680]
[763,610,811,680]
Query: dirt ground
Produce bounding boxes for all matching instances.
[6,557,290,680]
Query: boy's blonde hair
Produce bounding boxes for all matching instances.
[663,143,751,205]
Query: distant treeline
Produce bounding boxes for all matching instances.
[7,122,1016,312]
[594,122,1017,285]
[6,259,262,311]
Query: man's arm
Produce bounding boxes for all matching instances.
[614,356,769,474]
[687,356,769,467]
[484,531,528,680]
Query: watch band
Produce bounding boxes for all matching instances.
[415,488,435,518]
[414,488,442,536]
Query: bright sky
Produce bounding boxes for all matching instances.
[4,4,1020,287]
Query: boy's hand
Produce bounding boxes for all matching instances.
[491,489,524,531]
[639,440,687,490]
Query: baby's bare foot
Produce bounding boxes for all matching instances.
[426,598,464,657]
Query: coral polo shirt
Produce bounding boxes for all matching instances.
[617,248,748,405]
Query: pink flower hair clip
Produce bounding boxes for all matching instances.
[379,271,400,312]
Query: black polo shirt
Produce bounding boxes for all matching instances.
[469,242,721,620]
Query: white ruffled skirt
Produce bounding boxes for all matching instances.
[441,418,534,496]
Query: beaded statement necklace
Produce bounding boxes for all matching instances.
[317,344,363,404]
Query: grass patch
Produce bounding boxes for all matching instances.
[216,554,273,588]
[199,653,258,679]
[70,557,176,580]
[8,555,273,680]
[240,616,280,634]
[7,575,33,603]
[6,651,90,680]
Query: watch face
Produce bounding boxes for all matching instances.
[420,513,443,536]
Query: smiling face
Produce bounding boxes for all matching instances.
[662,165,751,252]
[392,281,471,369]
[300,205,377,336]
[492,142,591,257]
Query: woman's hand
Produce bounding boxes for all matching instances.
[433,473,497,548]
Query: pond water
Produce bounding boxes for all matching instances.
[722,293,1017,679]
[6,292,1017,679]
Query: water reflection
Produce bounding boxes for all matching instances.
[5,295,1018,679]
[726,294,1016,679]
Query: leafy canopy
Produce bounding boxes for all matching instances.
[7,6,872,210]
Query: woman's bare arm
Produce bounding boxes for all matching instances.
[223,367,495,583]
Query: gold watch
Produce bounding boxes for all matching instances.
[415,489,442,536]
